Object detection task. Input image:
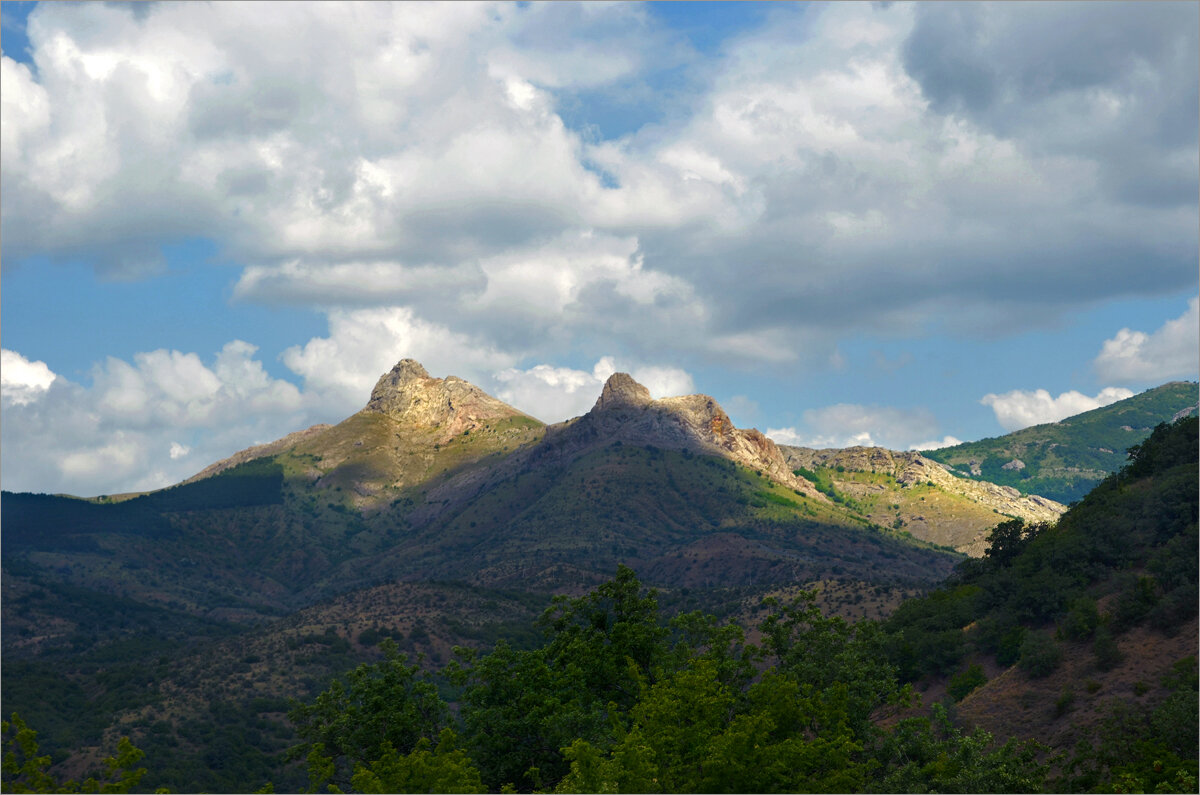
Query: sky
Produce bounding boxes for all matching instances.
[1,0,1197,497]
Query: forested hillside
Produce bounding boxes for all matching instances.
[273,415,1197,794]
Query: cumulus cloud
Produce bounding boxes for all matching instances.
[3,2,1198,494]
[768,404,942,451]
[494,356,695,423]
[980,387,1135,432]
[1093,297,1200,384]
[3,1,1195,364]
[1,349,57,406]
[909,436,964,452]
[281,307,519,418]
[0,342,308,495]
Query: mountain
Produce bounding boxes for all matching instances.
[3,362,1195,792]
[923,382,1199,504]
[3,361,970,791]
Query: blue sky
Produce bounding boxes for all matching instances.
[2,1,1197,496]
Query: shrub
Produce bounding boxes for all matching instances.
[1057,596,1099,641]
[1093,625,1123,671]
[1110,575,1160,631]
[1055,687,1075,717]
[1018,630,1061,678]
[947,663,987,701]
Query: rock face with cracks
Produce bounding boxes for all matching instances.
[365,359,536,443]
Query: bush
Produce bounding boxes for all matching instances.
[1058,596,1099,641]
[1055,687,1075,717]
[947,663,987,701]
[1110,575,1160,631]
[1093,625,1123,672]
[972,613,1027,667]
[1018,631,1061,678]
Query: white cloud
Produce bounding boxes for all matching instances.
[980,387,1135,432]
[493,363,605,423]
[1,349,57,406]
[1093,297,1199,383]
[909,436,963,452]
[768,403,941,451]
[4,0,1193,363]
[0,342,308,496]
[2,2,1197,494]
[282,307,519,418]
[494,357,695,423]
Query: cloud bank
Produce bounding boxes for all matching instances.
[4,1,1195,357]
[768,404,944,451]
[1,342,307,495]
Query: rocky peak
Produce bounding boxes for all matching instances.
[364,359,529,438]
[367,359,431,408]
[593,372,653,412]
[568,373,822,498]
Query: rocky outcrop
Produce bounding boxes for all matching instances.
[593,372,653,411]
[780,445,1066,526]
[364,359,535,442]
[555,374,823,498]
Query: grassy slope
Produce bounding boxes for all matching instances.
[923,381,1198,503]
[791,463,1023,555]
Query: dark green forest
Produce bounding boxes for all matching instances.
[4,418,1197,793]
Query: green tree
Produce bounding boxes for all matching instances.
[349,730,484,794]
[947,663,987,702]
[873,703,1047,793]
[288,640,448,792]
[452,565,672,791]
[538,564,669,713]
[758,591,903,740]
[1018,630,1062,678]
[1,714,151,794]
[449,642,592,791]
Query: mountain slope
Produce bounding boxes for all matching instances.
[1,361,969,791]
[779,445,1066,556]
[1,361,960,640]
[882,416,1199,790]
[923,381,1199,503]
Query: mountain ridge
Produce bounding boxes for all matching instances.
[923,381,1199,503]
